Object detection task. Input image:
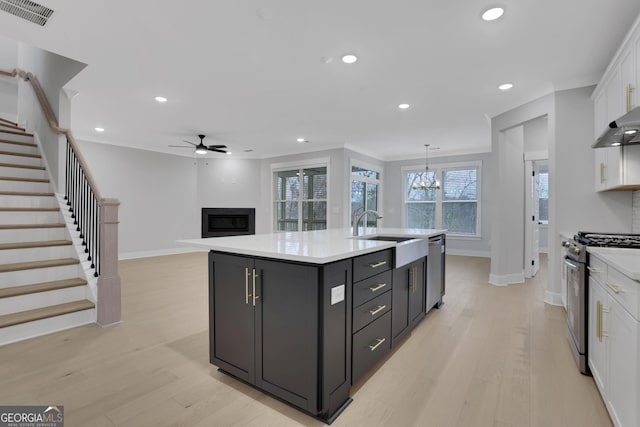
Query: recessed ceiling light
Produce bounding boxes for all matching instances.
[482,7,504,21]
[498,83,513,91]
[624,129,638,135]
[226,151,232,155]
[155,96,167,103]
[296,138,306,143]
[611,142,622,146]
[398,103,410,110]
[94,127,104,132]
[341,54,358,64]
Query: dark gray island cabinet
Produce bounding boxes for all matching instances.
[209,252,353,423]
[204,231,446,423]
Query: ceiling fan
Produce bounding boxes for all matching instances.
[169,134,227,155]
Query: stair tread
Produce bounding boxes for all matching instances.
[0,258,79,273]
[0,191,54,196]
[0,139,35,147]
[0,129,33,138]
[0,118,18,127]
[0,299,94,328]
[0,122,26,132]
[0,163,45,170]
[0,223,65,230]
[0,278,87,299]
[0,240,72,250]
[0,150,41,159]
[0,176,49,183]
[0,207,59,212]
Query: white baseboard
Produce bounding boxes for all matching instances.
[544,290,564,306]
[488,271,525,286]
[445,248,491,258]
[119,246,206,260]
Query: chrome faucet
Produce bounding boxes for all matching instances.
[352,209,383,236]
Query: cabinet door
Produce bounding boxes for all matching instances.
[620,47,636,114]
[209,252,255,383]
[588,278,608,395]
[409,259,425,326]
[392,263,411,344]
[607,68,623,122]
[255,259,320,413]
[607,297,638,427]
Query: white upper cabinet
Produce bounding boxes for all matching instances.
[592,15,640,191]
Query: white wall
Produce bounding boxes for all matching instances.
[197,156,263,231]
[490,126,526,285]
[491,86,632,304]
[15,43,86,191]
[384,152,493,257]
[75,141,199,258]
[0,35,18,119]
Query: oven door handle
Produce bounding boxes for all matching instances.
[563,258,580,270]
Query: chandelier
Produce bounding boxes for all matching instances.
[413,144,441,190]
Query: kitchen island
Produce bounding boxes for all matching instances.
[178,227,446,423]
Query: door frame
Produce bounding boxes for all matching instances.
[524,151,547,278]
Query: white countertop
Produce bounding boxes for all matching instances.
[587,247,640,280]
[177,228,446,264]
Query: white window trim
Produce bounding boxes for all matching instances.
[270,157,331,232]
[349,158,383,228]
[401,160,482,238]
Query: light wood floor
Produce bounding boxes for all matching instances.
[0,253,612,427]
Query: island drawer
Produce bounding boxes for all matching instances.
[353,290,392,333]
[353,249,393,283]
[353,270,392,307]
[352,311,391,384]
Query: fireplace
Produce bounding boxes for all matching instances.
[201,208,255,238]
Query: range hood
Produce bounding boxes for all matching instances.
[592,106,640,148]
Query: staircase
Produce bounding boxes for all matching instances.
[0,117,96,345]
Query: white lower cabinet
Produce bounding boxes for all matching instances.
[588,255,639,427]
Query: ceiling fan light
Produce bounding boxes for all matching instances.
[195,147,207,155]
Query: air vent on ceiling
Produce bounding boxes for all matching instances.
[0,0,54,26]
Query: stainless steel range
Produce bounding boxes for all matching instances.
[561,231,640,375]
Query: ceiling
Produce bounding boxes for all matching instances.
[0,0,639,160]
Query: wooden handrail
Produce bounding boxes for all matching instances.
[3,67,103,201]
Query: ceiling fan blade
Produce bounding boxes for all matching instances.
[168,145,193,148]
[182,140,197,146]
[207,144,227,149]
[209,148,227,153]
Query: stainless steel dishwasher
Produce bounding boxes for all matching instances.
[426,235,445,313]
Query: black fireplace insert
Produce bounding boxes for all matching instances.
[201,208,255,238]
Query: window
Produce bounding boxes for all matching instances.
[351,163,381,227]
[404,161,481,236]
[274,166,327,231]
[536,170,549,223]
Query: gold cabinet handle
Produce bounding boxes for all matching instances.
[413,266,417,292]
[368,338,386,352]
[605,282,625,294]
[369,304,387,316]
[245,268,251,305]
[597,301,609,341]
[369,283,387,292]
[252,269,260,306]
[627,84,635,113]
[587,266,602,274]
[369,261,387,268]
[600,163,605,184]
[597,301,602,341]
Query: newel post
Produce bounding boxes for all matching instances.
[97,198,122,326]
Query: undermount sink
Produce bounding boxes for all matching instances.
[359,235,429,267]
[363,235,416,243]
